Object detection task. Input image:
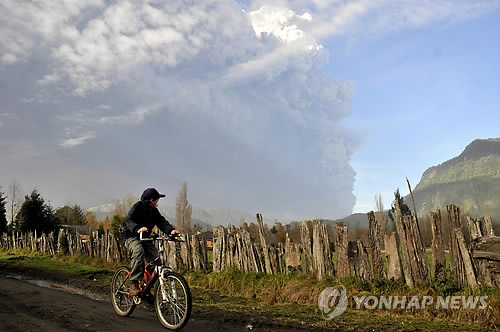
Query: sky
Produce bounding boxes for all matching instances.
[0,0,499,221]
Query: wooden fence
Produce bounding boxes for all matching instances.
[1,204,498,288]
[0,229,210,271]
[211,205,500,288]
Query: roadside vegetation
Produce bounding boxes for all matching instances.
[0,248,497,331]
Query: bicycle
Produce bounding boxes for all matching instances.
[111,232,192,330]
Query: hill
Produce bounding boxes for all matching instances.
[408,137,500,221]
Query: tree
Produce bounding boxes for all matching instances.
[0,188,7,234]
[111,214,125,238]
[7,180,22,231]
[16,189,59,234]
[387,188,412,226]
[98,224,105,236]
[192,223,202,233]
[274,222,286,245]
[114,195,137,218]
[56,204,87,225]
[175,182,192,233]
[375,193,388,235]
[85,212,99,232]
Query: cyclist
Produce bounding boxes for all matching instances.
[122,188,179,296]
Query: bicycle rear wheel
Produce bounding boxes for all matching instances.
[111,266,136,317]
[154,271,192,330]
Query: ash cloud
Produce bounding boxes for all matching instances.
[0,0,356,219]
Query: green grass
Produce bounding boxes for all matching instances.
[0,249,115,284]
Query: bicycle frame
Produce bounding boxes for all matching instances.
[120,233,181,299]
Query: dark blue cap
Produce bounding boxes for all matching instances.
[141,188,166,201]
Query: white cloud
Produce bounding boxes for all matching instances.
[60,131,96,148]
[298,0,500,41]
[98,105,161,125]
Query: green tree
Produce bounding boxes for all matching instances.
[16,190,59,234]
[98,224,105,236]
[388,188,412,225]
[56,204,87,225]
[111,214,125,238]
[0,188,8,234]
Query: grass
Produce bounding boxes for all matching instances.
[1,248,498,331]
[0,249,116,284]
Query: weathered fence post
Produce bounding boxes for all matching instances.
[447,204,478,288]
[348,240,372,282]
[212,226,226,272]
[257,214,273,274]
[191,234,203,270]
[447,204,466,286]
[180,232,193,270]
[384,232,402,280]
[394,202,414,288]
[368,211,383,279]
[284,233,301,273]
[312,220,334,279]
[431,211,445,282]
[335,223,349,279]
[402,215,428,286]
[300,221,314,276]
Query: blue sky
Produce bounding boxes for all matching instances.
[0,1,498,221]
[331,10,500,212]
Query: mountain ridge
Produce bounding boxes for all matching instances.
[409,137,500,221]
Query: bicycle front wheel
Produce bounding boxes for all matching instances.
[111,266,136,317]
[154,271,192,330]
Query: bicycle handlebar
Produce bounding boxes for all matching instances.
[139,232,185,242]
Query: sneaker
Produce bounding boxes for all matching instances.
[129,281,141,296]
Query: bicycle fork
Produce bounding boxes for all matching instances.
[158,267,176,303]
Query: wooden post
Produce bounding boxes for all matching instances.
[300,220,314,276]
[431,211,445,282]
[471,236,500,287]
[257,214,273,274]
[447,205,466,287]
[312,220,334,279]
[191,234,202,270]
[368,211,383,279]
[480,216,495,237]
[285,233,301,273]
[335,223,349,279]
[455,228,478,288]
[467,216,483,242]
[384,232,402,280]
[403,215,429,286]
[348,240,372,282]
[212,226,226,272]
[394,202,414,288]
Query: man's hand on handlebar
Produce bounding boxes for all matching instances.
[170,229,180,236]
[137,227,148,234]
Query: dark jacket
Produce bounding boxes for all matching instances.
[122,201,174,239]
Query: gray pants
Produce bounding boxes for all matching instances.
[125,237,158,281]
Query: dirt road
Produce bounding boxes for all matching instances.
[0,275,306,332]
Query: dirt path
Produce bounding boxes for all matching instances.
[0,274,314,332]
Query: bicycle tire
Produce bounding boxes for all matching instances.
[154,271,192,330]
[111,266,136,317]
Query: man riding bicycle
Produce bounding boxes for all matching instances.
[122,188,179,296]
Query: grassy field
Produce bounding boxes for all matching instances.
[0,248,498,331]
